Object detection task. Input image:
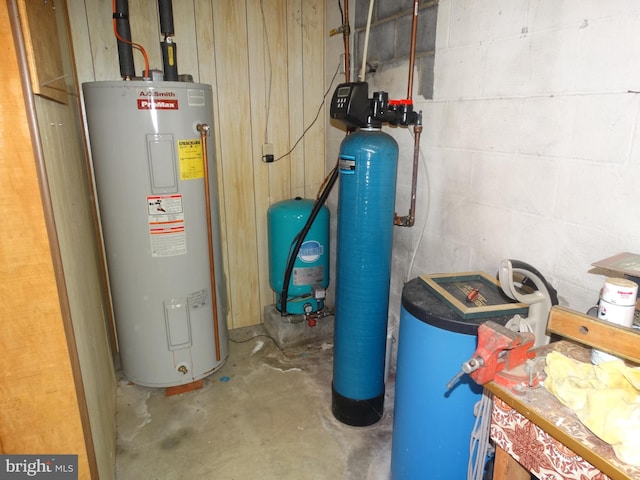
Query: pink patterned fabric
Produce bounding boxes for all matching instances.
[490,397,609,480]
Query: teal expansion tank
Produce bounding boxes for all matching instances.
[267,197,330,315]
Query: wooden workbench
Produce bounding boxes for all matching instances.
[485,341,640,480]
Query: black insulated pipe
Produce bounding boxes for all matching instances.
[114,0,135,79]
[158,0,175,35]
[158,0,178,81]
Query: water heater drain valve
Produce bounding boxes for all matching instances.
[177,363,190,375]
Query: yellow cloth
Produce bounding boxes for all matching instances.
[544,351,640,467]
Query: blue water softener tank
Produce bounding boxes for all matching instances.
[392,277,519,479]
[268,197,330,315]
[332,126,399,426]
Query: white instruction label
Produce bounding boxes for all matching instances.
[147,194,187,257]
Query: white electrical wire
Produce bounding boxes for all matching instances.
[360,0,375,81]
[269,61,341,163]
[468,390,494,480]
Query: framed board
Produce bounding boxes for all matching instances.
[420,271,529,319]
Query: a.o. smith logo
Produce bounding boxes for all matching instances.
[139,90,176,97]
[137,90,178,110]
[1,455,77,479]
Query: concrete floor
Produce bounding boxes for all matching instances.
[115,323,395,480]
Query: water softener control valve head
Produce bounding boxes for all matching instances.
[330,82,371,130]
[330,82,421,130]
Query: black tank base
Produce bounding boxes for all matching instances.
[331,383,384,426]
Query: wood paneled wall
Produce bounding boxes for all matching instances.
[1,1,109,478]
[67,0,327,329]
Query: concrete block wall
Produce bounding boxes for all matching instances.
[326,0,640,348]
[381,0,640,336]
[353,0,437,98]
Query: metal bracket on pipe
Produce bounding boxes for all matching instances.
[394,213,415,227]
[329,24,350,36]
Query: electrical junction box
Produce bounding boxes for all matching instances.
[312,284,326,300]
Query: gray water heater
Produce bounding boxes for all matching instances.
[83,81,228,387]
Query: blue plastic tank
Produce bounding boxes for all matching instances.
[391,277,516,479]
[332,127,399,426]
[267,197,329,315]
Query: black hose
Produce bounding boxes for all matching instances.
[279,166,340,315]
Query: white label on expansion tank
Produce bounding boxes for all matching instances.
[147,194,187,257]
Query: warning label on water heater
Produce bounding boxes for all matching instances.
[147,194,187,257]
[178,139,204,180]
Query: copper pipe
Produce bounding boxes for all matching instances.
[329,1,351,81]
[197,123,221,362]
[395,0,422,228]
[407,0,419,100]
[343,0,351,83]
[407,0,422,223]
[394,122,422,227]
